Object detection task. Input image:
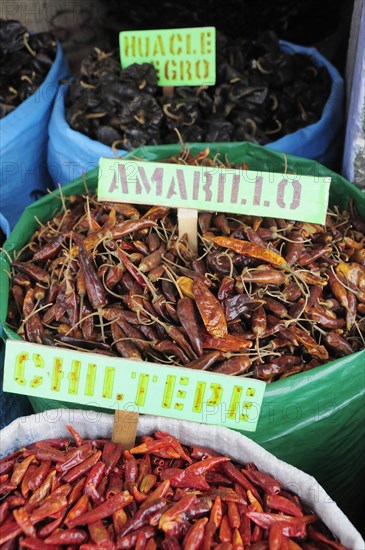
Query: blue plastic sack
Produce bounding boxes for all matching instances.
[267,41,344,167]
[47,85,125,186]
[0,42,69,230]
[47,40,343,186]
[0,212,10,240]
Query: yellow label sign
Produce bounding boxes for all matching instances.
[4,340,266,431]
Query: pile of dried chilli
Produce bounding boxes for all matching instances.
[0,19,56,118]
[65,31,331,149]
[5,148,365,381]
[0,426,349,549]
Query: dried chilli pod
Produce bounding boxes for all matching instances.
[67,491,133,528]
[44,528,89,545]
[78,245,107,309]
[176,276,194,298]
[290,327,329,361]
[306,305,345,329]
[266,494,303,517]
[13,507,36,538]
[84,461,106,499]
[148,264,166,282]
[159,494,197,531]
[246,511,315,538]
[238,269,287,286]
[147,232,161,252]
[218,277,235,301]
[13,273,31,288]
[283,282,302,302]
[32,235,64,262]
[224,294,264,322]
[192,279,228,338]
[163,325,197,361]
[221,462,261,503]
[228,502,241,529]
[104,202,140,219]
[12,284,24,314]
[219,514,233,542]
[139,245,166,273]
[22,288,45,344]
[252,305,267,342]
[184,351,222,370]
[12,261,50,284]
[307,525,349,550]
[345,292,357,331]
[27,460,51,491]
[183,516,208,549]
[324,332,354,357]
[199,212,212,233]
[254,356,302,380]
[176,297,203,355]
[154,340,190,364]
[111,322,142,360]
[213,214,231,235]
[212,355,252,375]
[116,246,150,289]
[242,469,280,495]
[244,226,268,248]
[202,334,252,353]
[213,237,287,267]
[141,206,171,221]
[284,234,304,266]
[337,262,365,291]
[297,245,332,266]
[105,263,125,290]
[62,450,102,483]
[88,520,112,546]
[294,270,327,286]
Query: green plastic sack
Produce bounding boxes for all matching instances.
[1,143,364,529]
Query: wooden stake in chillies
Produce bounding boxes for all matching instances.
[163,85,174,97]
[112,409,139,450]
[163,85,199,252]
[177,208,198,253]
[78,242,139,449]
[112,203,197,445]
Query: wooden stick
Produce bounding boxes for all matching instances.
[178,208,198,253]
[112,410,139,450]
[163,86,174,97]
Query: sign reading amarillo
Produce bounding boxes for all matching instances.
[98,158,331,224]
[4,340,266,431]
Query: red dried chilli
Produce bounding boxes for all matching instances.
[0,426,349,549]
[5,148,365,381]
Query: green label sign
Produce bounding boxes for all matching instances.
[4,340,265,432]
[119,27,216,86]
[98,158,331,224]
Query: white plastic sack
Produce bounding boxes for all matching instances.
[0,409,363,549]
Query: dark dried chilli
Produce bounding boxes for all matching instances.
[0,19,56,118]
[0,427,349,549]
[5,148,365,381]
[65,31,331,149]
